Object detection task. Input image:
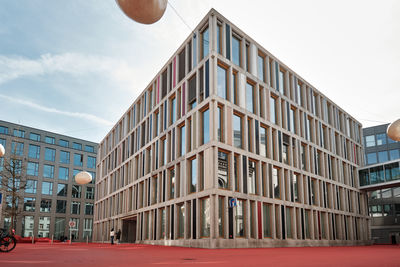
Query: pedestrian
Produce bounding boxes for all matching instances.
[110,228,115,245]
[116,229,121,245]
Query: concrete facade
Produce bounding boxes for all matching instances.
[0,120,98,242]
[93,9,371,248]
[360,124,400,244]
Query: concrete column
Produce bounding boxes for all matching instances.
[249,43,257,77]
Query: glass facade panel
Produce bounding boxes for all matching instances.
[218,151,229,189]
[24,197,35,212]
[41,182,53,195]
[29,132,40,141]
[235,199,245,237]
[11,141,24,155]
[270,96,276,124]
[200,198,210,237]
[22,216,34,237]
[217,65,227,99]
[202,109,210,144]
[365,135,375,147]
[376,133,386,145]
[56,200,67,213]
[58,167,69,180]
[257,54,265,82]
[59,151,70,164]
[43,164,55,178]
[27,162,39,176]
[378,151,388,163]
[246,82,254,113]
[40,199,51,212]
[233,114,242,148]
[44,148,56,161]
[45,136,55,144]
[59,139,69,147]
[367,153,377,165]
[87,156,96,169]
[263,203,271,237]
[248,160,256,194]
[57,183,68,197]
[189,158,197,193]
[38,217,51,238]
[54,218,66,240]
[389,149,400,161]
[28,144,40,159]
[25,180,37,194]
[74,153,83,167]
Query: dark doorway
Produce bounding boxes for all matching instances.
[391,235,397,245]
[122,217,137,243]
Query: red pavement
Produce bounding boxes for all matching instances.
[0,243,399,267]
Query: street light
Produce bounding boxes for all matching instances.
[75,171,93,185]
[0,144,5,157]
[116,0,168,24]
[387,119,400,142]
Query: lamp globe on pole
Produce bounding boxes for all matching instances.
[116,0,167,24]
[387,119,400,142]
[75,171,93,185]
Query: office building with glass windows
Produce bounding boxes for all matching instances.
[93,9,370,248]
[359,124,400,244]
[0,120,97,242]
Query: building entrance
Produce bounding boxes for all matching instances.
[122,216,137,243]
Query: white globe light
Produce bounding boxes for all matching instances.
[75,171,93,185]
[387,119,400,142]
[0,144,5,157]
[116,0,167,25]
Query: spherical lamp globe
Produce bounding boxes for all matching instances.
[75,171,93,185]
[387,119,400,142]
[0,143,5,157]
[116,0,167,24]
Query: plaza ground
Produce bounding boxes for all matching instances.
[0,243,399,267]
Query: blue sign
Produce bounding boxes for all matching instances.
[0,192,2,204]
[229,198,237,208]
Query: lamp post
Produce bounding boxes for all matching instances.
[116,0,168,24]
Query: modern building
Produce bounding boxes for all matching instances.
[93,9,370,248]
[359,124,400,244]
[0,120,98,242]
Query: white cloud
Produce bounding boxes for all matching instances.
[0,53,137,89]
[0,94,113,126]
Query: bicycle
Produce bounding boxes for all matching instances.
[0,228,17,252]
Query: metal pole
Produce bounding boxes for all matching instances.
[86,235,88,244]
[69,229,72,245]
[32,233,34,244]
[51,234,54,244]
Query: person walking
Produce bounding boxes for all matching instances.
[110,228,115,245]
[116,229,121,245]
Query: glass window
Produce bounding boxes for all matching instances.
[72,185,82,198]
[24,197,36,212]
[29,133,40,141]
[233,114,242,148]
[56,200,67,213]
[88,171,96,184]
[38,216,51,238]
[189,158,197,193]
[27,162,39,176]
[25,180,37,194]
[54,218,66,240]
[376,133,387,146]
[248,160,256,194]
[200,198,210,237]
[232,35,241,66]
[171,97,176,125]
[13,129,25,138]
[0,138,5,147]
[218,151,229,189]
[45,136,55,144]
[378,151,388,163]
[365,135,375,147]
[217,106,224,142]
[180,125,185,156]
[44,148,56,161]
[85,203,93,215]
[83,218,93,240]
[202,108,210,144]
[389,149,399,161]
[257,54,265,82]
[74,153,83,166]
[177,203,184,238]
[278,69,285,94]
[169,168,175,200]
[11,141,24,155]
[270,96,276,124]
[260,126,267,157]
[367,153,377,165]
[272,167,280,199]
[263,203,271,237]
[246,82,254,113]
[235,199,245,237]
[59,151,70,164]
[41,182,53,195]
[40,199,52,212]
[57,183,68,197]
[201,26,209,59]
[59,139,69,147]
[87,156,96,169]
[71,201,80,215]
[73,142,82,150]
[58,167,69,180]
[22,216,34,238]
[217,65,228,99]
[85,187,94,200]
[0,126,8,134]
[28,144,40,159]
[85,145,95,153]
[43,164,55,178]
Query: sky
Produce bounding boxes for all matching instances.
[0,0,399,143]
